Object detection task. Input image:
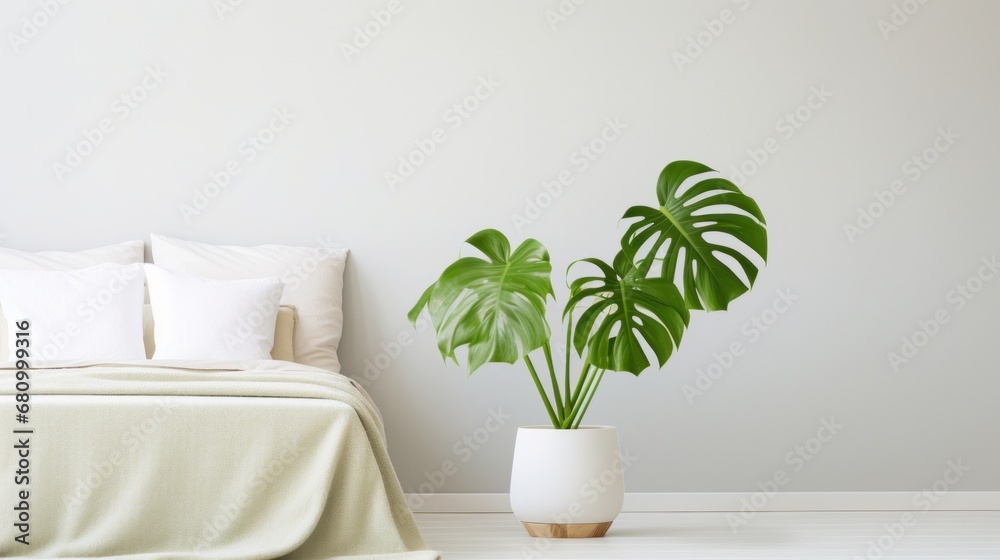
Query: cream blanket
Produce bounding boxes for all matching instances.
[0,360,438,560]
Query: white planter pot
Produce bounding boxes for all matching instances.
[509,425,625,538]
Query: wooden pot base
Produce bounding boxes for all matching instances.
[521,521,613,538]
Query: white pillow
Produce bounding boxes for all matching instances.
[144,265,285,361]
[0,241,145,361]
[150,234,348,372]
[0,263,146,364]
[141,304,298,362]
[0,240,144,270]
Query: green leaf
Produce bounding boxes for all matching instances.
[564,252,689,376]
[622,160,768,311]
[408,229,554,373]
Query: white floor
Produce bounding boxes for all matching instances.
[415,511,1000,559]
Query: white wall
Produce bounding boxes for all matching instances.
[2,0,998,496]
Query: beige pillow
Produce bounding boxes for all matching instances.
[150,234,347,372]
[142,304,296,362]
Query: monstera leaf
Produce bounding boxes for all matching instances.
[622,160,767,311]
[565,252,689,375]
[408,229,554,373]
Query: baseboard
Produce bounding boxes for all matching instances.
[407,492,1000,513]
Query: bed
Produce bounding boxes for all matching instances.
[0,238,439,559]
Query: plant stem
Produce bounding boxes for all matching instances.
[524,355,560,429]
[563,364,595,428]
[564,314,573,410]
[542,343,564,421]
[571,369,605,429]
[569,362,593,411]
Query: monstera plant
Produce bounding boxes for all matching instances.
[409,160,768,429]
